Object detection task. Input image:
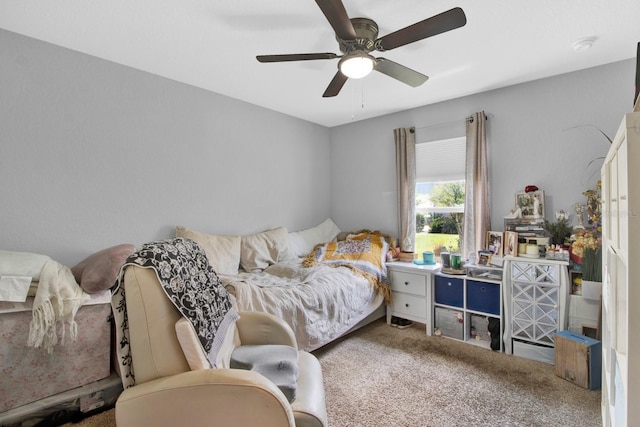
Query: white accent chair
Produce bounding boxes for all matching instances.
[115,265,327,427]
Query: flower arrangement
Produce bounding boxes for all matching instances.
[583,180,602,227]
[571,181,602,282]
[572,229,602,281]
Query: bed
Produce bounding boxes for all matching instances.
[176,219,394,351]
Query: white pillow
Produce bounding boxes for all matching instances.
[288,218,341,257]
[240,227,294,272]
[175,226,241,276]
[0,250,51,281]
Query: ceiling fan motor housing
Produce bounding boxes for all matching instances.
[336,18,378,53]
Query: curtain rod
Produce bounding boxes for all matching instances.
[414,113,491,132]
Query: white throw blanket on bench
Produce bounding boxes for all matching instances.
[27,259,90,353]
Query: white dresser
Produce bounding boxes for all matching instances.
[385,261,440,332]
[503,256,569,363]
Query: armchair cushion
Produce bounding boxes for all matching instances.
[230,344,299,402]
[116,369,296,427]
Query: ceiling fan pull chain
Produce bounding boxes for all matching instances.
[351,81,356,121]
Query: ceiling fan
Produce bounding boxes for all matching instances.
[256,0,467,97]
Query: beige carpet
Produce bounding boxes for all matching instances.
[68,319,601,427]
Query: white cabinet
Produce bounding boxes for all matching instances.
[503,256,569,363]
[601,111,640,427]
[386,262,440,332]
[432,265,503,351]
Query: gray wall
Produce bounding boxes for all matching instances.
[0,30,332,266]
[330,59,635,243]
[1,28,635,266]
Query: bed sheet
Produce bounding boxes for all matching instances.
[222,259,384,351]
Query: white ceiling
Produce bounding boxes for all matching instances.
[1,0,639,127]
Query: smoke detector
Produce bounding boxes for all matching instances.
[571,37,597,52]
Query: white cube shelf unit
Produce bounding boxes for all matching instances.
[432,264,503,352]
[601,110,640,427]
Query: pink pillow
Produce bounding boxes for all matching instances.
[71,244,136,293]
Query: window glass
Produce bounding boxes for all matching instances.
[415,137,465,259]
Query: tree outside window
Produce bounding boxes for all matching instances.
[415,180,464,259]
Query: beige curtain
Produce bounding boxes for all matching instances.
[394,128,416,252]
[463,111,490,257]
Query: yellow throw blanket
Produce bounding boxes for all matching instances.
[303,231,392,304]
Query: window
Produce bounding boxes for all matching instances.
[415,137,465,257]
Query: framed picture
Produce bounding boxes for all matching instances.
[515,190,545,219]
[504,231,518,256]
[486,231,503,256]
[477,250,492,266]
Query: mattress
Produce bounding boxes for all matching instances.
[0,290,112,413]
[222,259,384,351]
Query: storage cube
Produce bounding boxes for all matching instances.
[434,275,463,307]
[465,266,503,281]
[554,330,602,390]
[466,280,501,315]
[581,280,602,301]
[568,295,600,334]
[512,339,555,364]
[470,314,490,342]
[434,307,464,340]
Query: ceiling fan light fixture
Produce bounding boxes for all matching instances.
[339,52,375,79]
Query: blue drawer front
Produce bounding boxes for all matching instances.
[466,280,500,315]
[434,275,464,307]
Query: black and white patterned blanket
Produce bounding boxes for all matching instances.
[111,237,239,388]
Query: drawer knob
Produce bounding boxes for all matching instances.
[404,281,409,286]
[405,303,410,308]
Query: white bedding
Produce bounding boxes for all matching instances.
[221,258,384,351]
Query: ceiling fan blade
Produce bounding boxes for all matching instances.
[374,58,428,87]
[322,71,349,97]
[315,0,357,40]
[257,53,339,63]
[376,7,466,51]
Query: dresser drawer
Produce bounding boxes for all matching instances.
[390,293,427,319]
[434,275,464,307]
[390,271,427,296]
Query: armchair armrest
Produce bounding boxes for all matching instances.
[237,310,298,348]
[116,369,295,427]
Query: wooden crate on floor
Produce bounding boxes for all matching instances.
[554,330,601,390]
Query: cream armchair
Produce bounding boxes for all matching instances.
[115,266,327,427]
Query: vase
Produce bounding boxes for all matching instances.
[581,280,602,301]
[569,244,583,265]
